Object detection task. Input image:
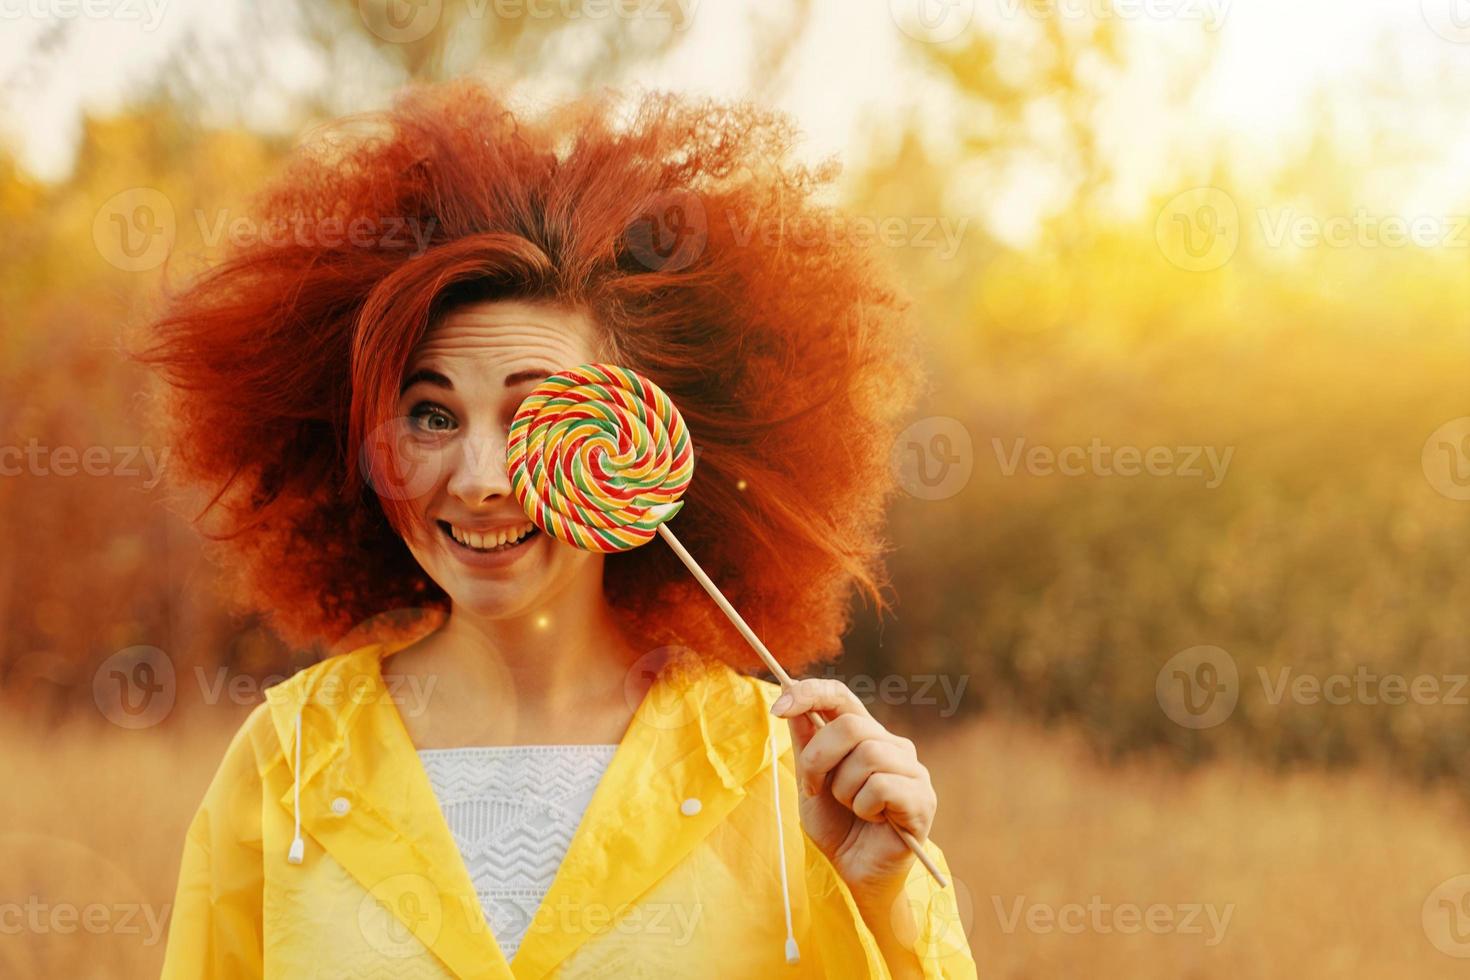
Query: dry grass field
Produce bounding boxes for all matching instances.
[4,708,1466,978]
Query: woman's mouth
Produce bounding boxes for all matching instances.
[436,519,541,555]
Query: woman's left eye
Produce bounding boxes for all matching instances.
[409,403,457,432]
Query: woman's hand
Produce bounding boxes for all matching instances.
[771,678,938,911]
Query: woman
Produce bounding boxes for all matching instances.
[144,78,976,978]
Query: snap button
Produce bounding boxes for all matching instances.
[679,797,702,816]
[331,796,351,815]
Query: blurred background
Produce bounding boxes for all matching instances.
[4,0,1470,976]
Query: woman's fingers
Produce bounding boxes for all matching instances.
[792,712,888,792]
[825,737,925,808]
[850,771,936,836]
[771,677,871,723]
[772,677,932,832]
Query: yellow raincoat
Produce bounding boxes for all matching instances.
[161,639,977,978]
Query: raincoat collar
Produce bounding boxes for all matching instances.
[263,639,785,980]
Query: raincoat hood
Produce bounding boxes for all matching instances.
[161,638,976,978]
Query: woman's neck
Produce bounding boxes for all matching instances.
[383,569,645,748]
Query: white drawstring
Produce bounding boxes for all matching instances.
[770,720,799,965]
[287,706,305,865]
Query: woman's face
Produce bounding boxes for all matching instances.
[393,299,604,619]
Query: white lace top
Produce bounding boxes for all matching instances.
[417,744,620,963]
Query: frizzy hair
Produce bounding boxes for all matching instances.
[136,77,928,673]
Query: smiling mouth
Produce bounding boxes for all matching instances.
[436,519,541,553]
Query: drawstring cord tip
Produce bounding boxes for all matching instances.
[287,706,305,866]
[784,937,800,965]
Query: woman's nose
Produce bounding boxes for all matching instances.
[445,428,513,505]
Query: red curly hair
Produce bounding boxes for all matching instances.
[137,78,927,674]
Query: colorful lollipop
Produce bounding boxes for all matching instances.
[507,363,948,889]
[507,363,693,552]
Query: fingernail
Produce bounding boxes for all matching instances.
[771,693,793,715]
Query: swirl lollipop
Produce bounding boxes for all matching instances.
[507,363,949,890]
[507,363,693,552]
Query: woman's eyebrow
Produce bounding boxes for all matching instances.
[399,366,555,395]
[505,368,555,387]
[400,368,451,394]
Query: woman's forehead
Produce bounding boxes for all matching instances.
[407,300,596,374]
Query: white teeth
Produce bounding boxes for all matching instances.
[448,521,534,551]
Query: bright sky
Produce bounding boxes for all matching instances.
[3,0,1468,239]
